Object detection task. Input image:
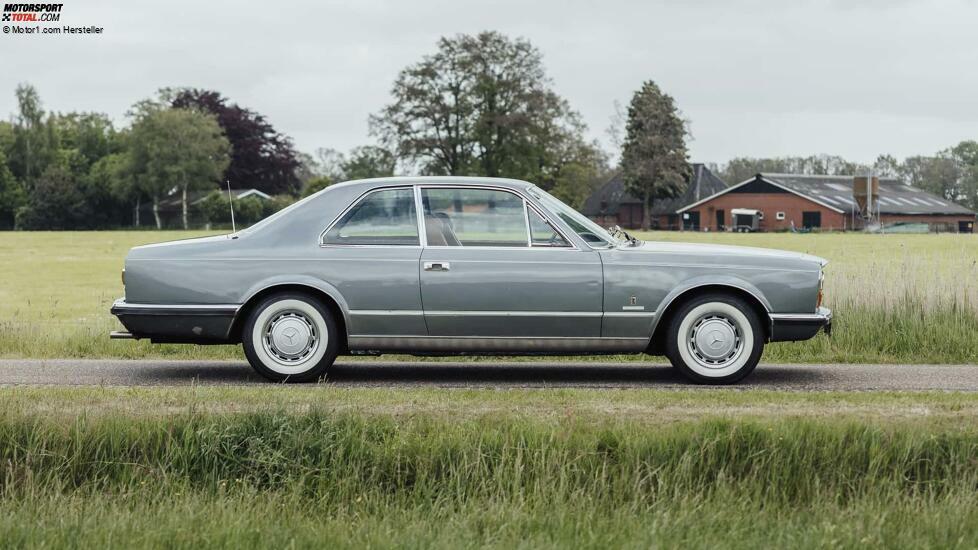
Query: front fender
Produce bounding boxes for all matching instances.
[648,275,773,338]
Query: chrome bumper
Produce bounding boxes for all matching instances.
[110,298,241,344]
[769,307,832,342]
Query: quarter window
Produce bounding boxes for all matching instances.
[323,188,419,246]
[529,208,570,247]
[421,188,528,247]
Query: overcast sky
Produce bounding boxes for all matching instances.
[2,0,977,167]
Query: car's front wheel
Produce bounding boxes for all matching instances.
[665,293,764,384]
[242,293,339,382]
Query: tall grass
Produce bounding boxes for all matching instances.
[1,231,977,363]
[3,400,978,547]
[4,413,976,504]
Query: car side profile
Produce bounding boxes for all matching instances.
[110,177,832,384]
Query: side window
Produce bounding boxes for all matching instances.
[528,208,570,247]
[323,188,419,246]
[422,188,528,247]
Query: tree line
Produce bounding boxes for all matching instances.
[0,30,975,231]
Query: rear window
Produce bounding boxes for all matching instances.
[323,188,419,246]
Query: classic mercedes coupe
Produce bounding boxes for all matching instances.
[110,177,831,384]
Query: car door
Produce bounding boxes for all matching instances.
[320,186,426,338]
[418,186,603,338]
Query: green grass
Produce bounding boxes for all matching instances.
[1,230,976,363]
[3,387,978,548]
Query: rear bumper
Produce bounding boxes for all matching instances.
[769,307,832,342]
[110,299,240,344]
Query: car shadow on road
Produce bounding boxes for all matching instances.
[133,361,830,388]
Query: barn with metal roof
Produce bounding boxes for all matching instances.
[676,173,975,233]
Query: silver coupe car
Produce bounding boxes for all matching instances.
[111,177,831,384]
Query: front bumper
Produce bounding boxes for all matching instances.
[768,306,832,342]
[110,298,240,344]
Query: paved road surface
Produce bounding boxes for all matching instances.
[1,359,977,390]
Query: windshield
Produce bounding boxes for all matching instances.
[528,186,622,248]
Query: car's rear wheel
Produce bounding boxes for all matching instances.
[242,293,339,382]
[665,293,764,384]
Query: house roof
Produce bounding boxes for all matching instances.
[677,173,975,216]
[581,163,729,217]
[158,188,272,208]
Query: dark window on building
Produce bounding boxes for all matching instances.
[802,211,822,229]
[960,220,974,234]
[683,211,700,231]
[715,209,725,230]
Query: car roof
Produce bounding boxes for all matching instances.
[327,176,536,193]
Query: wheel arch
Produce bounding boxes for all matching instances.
[647,281,771,354]
[229,280,350,352]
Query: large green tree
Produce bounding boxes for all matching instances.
[15,163,88,230]
[619,81,691,231]
[719,155,865,184]
[51,112,121,168]
[128,107,230,229]
[8,84,57,190]
[170,89,301,196]
[0,150,24,229]
[371,31,601,187]
[341,146,396,180]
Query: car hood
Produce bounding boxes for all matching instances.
[623,240,828,268]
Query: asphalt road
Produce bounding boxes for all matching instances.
[1,359,977,390]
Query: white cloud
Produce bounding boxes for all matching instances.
[1,0,975,167]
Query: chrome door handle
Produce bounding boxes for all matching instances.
[423,262,450,272]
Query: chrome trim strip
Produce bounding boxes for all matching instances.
[349,310,425,316]
[603,311,656,318]
[349,309,653,319]
[609,262,814,273]
[112,299,240,312]
[770,308,832,322]
[423,310,604,318]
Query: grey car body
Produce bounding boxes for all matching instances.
[112,176,830,364]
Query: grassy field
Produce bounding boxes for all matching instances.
[1,230,976,363]
[2,386,978,548]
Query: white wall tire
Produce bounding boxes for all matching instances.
[665,294,764,384]
[242,293,339,382]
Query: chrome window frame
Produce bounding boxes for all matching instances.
[417,184,580,251]
[526,202,573,249]
[319,186,422,248]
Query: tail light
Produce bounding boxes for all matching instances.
[816,270,824,308]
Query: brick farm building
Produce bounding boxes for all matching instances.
[676,173,974,233]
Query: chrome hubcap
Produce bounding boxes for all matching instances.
[688,314,742,367]
[263,311,317,364]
